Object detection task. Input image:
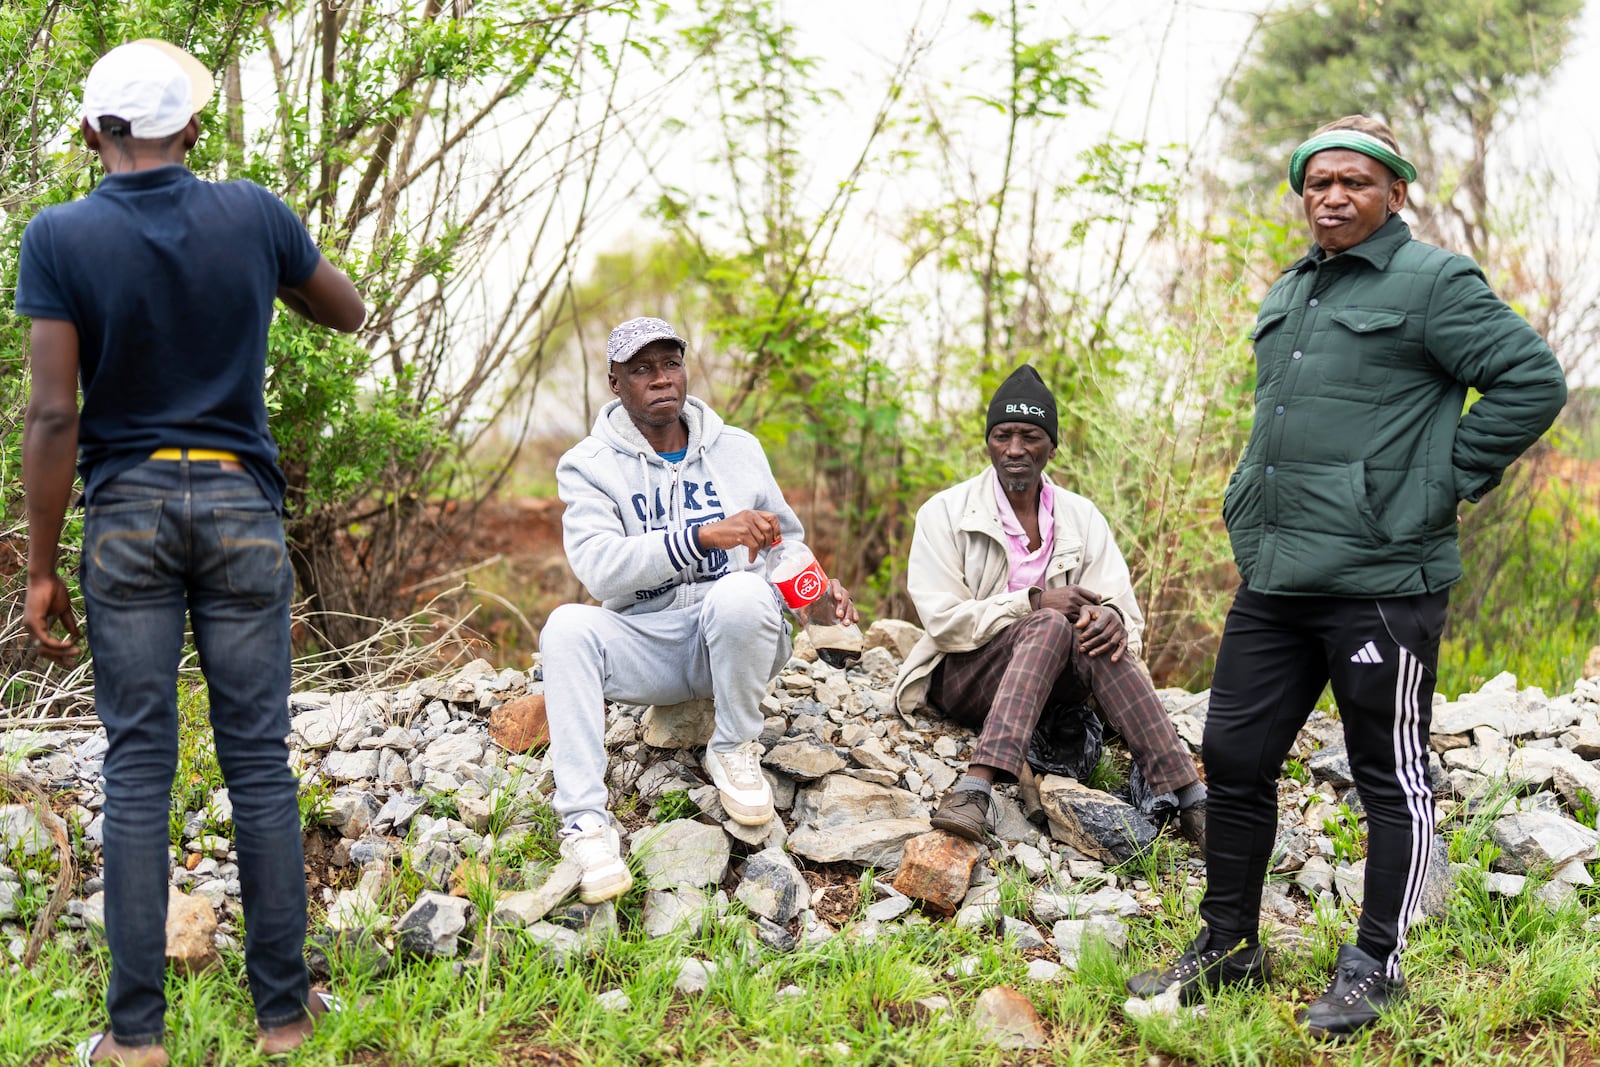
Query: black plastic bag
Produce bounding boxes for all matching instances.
[1025,700,1103,780]
[1123,761,1180,822]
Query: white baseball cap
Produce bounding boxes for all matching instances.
[82,39,214,139]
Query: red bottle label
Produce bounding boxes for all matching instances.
[774,559,827,608]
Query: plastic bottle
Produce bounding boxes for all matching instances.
[764,536,864,669]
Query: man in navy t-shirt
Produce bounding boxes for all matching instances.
[19,39,364,1066]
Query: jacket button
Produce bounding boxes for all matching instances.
[1266,465,1275,475]
[1292,350,1303,360]
[1275,405,1284,415]
[1267,524,1276,533]
[1309,298,1319,307]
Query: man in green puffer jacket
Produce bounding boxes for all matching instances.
[1126,115,1567,1036]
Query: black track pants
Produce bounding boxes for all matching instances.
[1198,583,1448,979]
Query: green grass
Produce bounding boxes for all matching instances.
[1437,630,1593,705]
[9,850,1597,1067]
[11,668,1598,1065]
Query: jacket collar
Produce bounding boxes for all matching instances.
[959,467,1011,536]
[1283,214,1411,275]
[957,469,1083,550]
[596,395,718,461]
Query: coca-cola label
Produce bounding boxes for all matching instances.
[774,559,827,608]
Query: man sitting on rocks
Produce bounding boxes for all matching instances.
[894,365,1206,846]
[543,316,857,904]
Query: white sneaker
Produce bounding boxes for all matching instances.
[558,824,633,903]
[703,741,775,826]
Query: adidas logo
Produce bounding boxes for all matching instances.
[1350,640,1384,665]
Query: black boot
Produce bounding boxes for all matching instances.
[1126,927,1270,1005]
[1297,943,1404,1037]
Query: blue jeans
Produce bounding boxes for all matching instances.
[82,458,309,1043]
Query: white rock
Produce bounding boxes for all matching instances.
[1551,858,1594,886]
[1483,872,1527,896]
[494,860,583,928]
[0,805,56,857]
[1026,959,1063,982]
[673,957,717,994]
[788,819,929,867]
[630,820,731,891]
[865,895,913,923]
[1012,843,1049,880]
[733,847,809,923]
[321,750,380,782]
[1124,984,1196,1019]
[1492,811,1600,871]
[1052,916,1128,967]
[643,888,709,938]
[794,776,927,830]
[596,989,631,1012]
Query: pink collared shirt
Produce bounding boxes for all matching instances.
[995,476,1054,593]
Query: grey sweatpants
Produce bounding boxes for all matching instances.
[540,571,790,825]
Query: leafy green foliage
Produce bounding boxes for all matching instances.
[1322,801,1365,865]
[1442,450,1600,696]
[1228,0,1582,260]
[1,0,649,664]
[652,789,701,823]
[267,315,448,513]
[169,684,224,850]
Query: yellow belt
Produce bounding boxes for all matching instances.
[149,448,240,462]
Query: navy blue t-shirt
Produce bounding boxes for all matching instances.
[14,165,321,510]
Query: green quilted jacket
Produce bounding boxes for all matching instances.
[1226,216,1567,597]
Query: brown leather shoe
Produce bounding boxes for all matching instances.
[257,991,338,1056]
[930,789,993,842]
[1016,764,1045,823]
[75,1034,168,1067]
[1177,801,1206,852]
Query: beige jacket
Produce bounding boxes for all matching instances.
[893,467,1146,716]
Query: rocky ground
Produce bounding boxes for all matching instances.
[2,620,1598,1038]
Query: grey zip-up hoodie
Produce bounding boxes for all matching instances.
[556,395,810,615]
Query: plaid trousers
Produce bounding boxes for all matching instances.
[928,608,1197,794]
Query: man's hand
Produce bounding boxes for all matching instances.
[24,572,83,667]
[1038,584,1102,620]
[694,510,781,562]
[1073,602,1127,662]
[818,578,859,625]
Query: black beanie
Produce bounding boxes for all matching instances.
[985,364,1058,446]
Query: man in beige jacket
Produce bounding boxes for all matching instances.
[893,365,1205,844]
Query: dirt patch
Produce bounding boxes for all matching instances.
[799,861,873,927]
[421,497,578,661]
[489,1036,584,1067]
[302,827,361,898]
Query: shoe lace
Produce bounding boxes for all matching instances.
[943,789,985,811]
[1323,959,1384,1005]
[1170,947,1225,979]
[562,828,616,866]
[720,743,763,787]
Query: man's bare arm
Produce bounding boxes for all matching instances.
[277,256,366,333]
[23,318,85,663]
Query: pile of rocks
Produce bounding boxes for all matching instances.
[3,622,1598,1026]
